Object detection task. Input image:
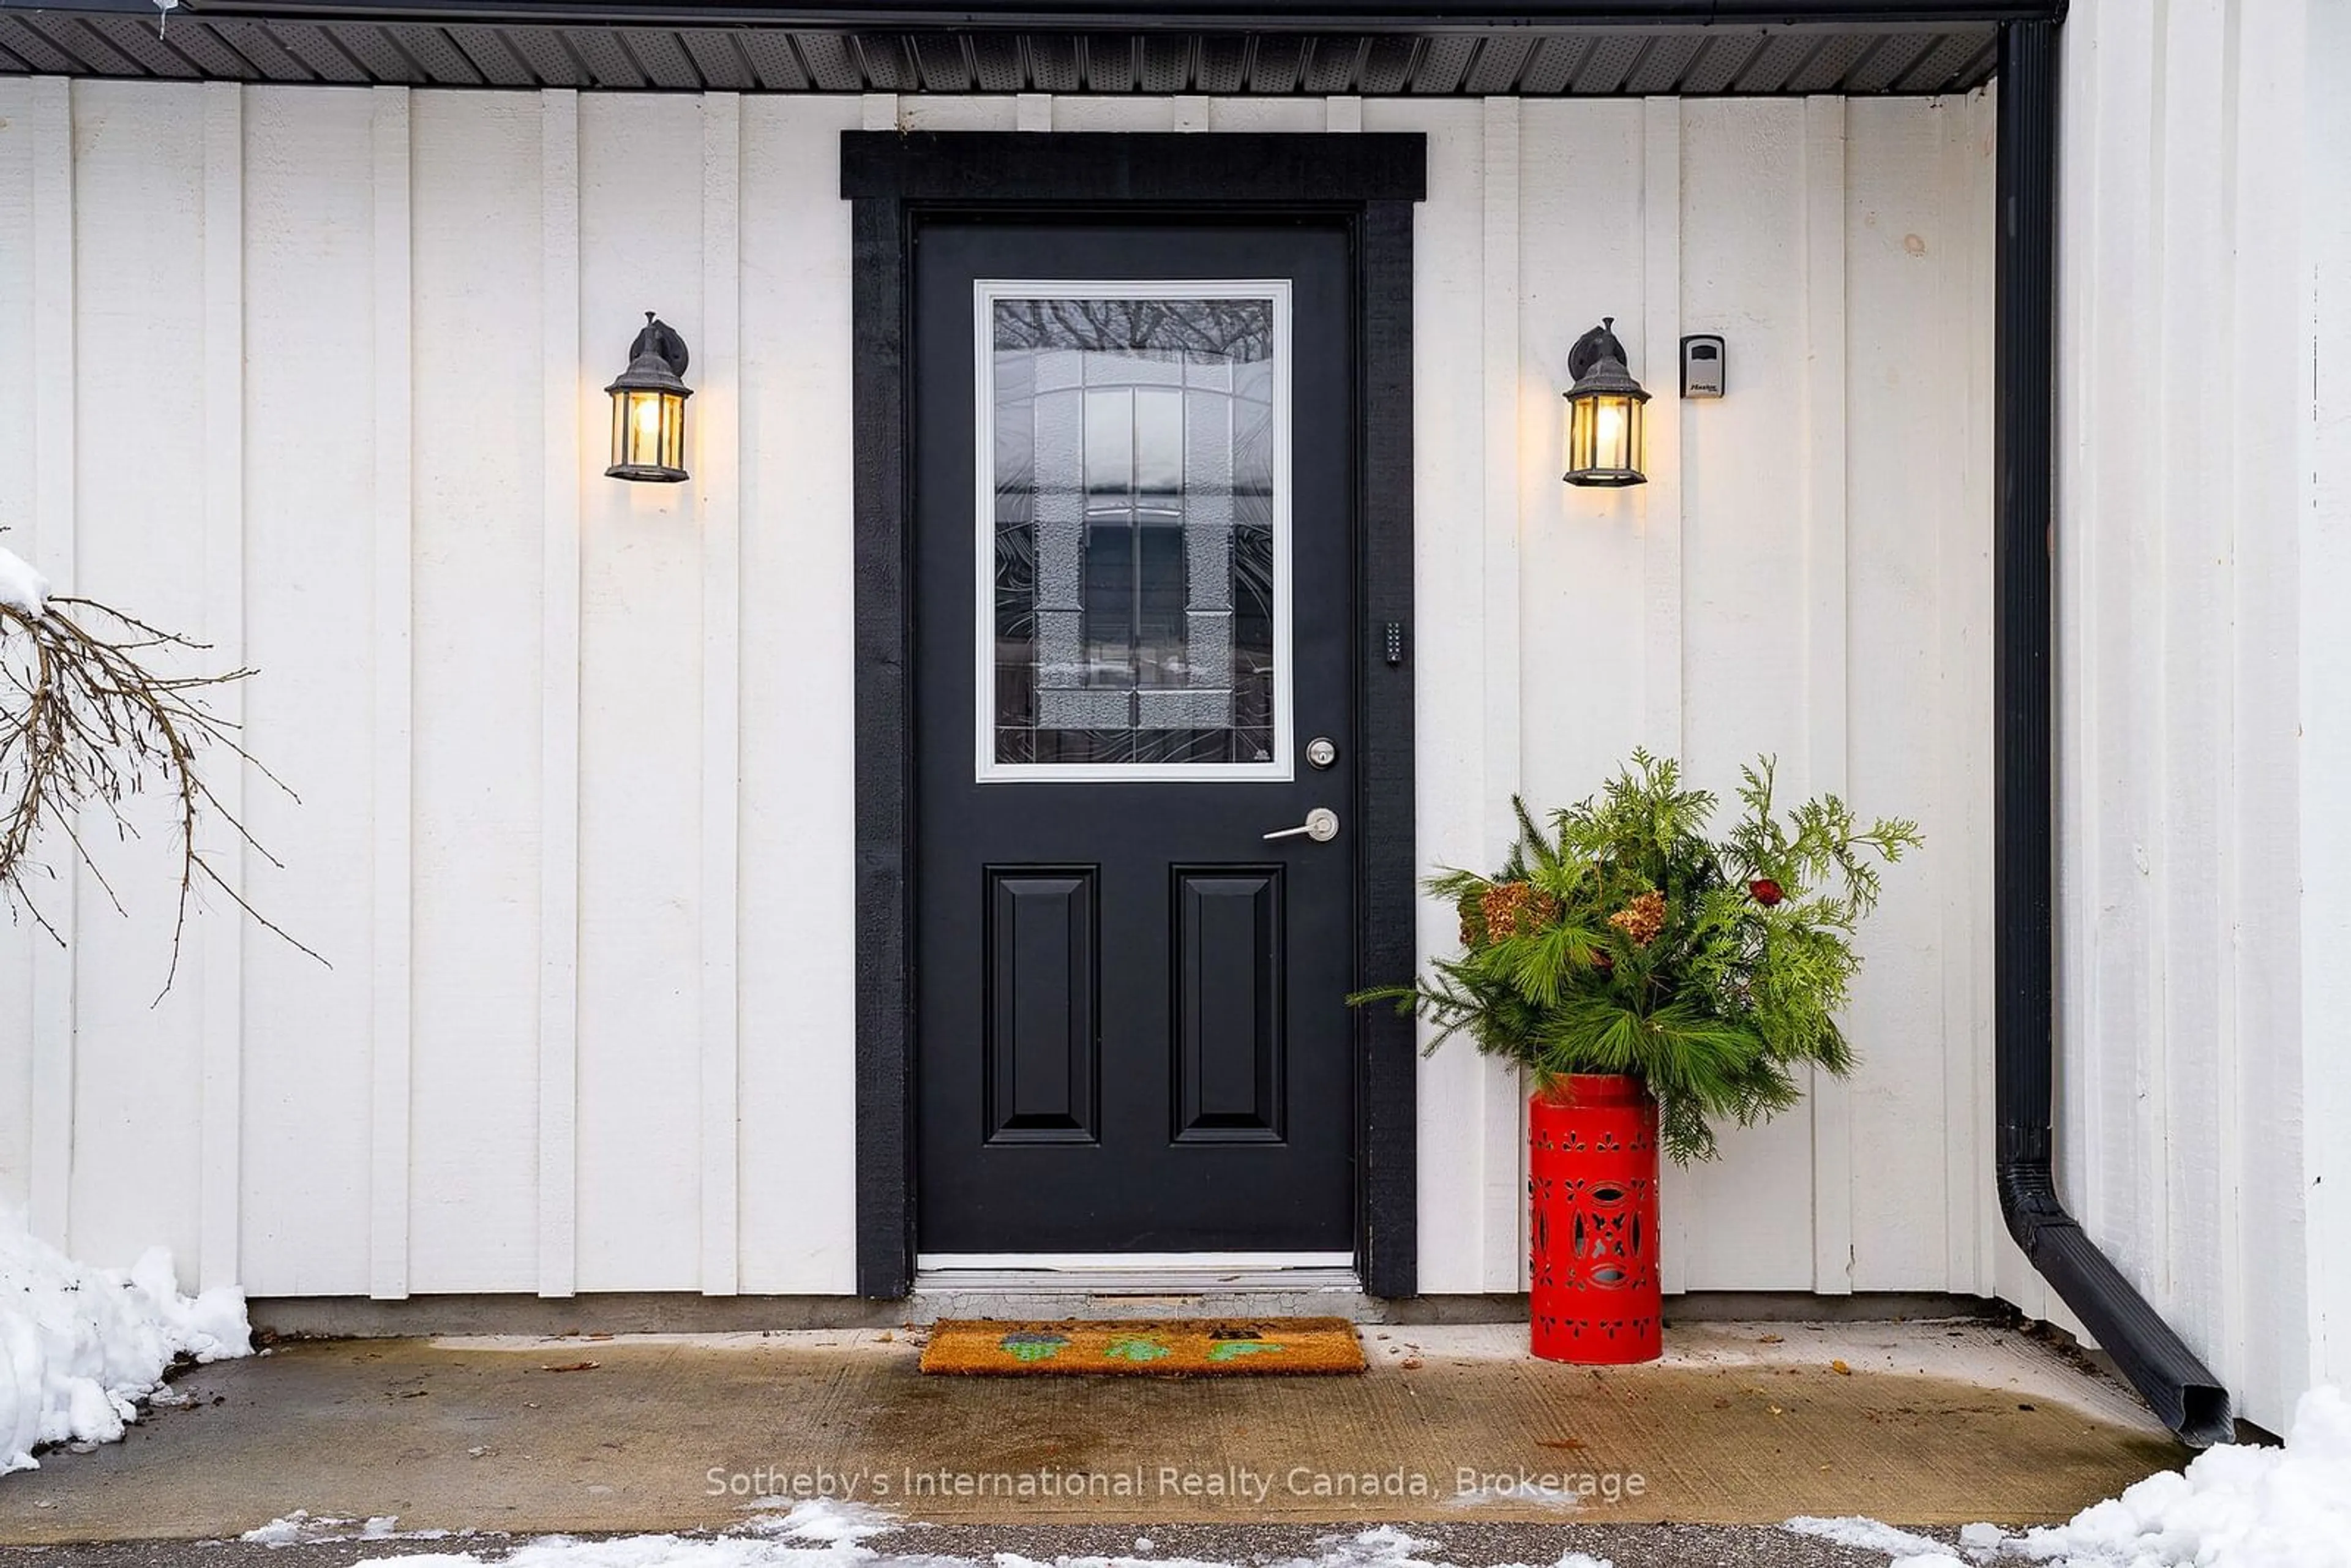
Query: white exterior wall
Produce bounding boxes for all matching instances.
[2056,0,2351,1435]
[0,81,2002,1307]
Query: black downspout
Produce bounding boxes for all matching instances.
[1992,17,2234,1450]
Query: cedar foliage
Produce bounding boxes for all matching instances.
[1356,751,1921,1163]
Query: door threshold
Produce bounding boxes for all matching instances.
[914,1251,1362,1297]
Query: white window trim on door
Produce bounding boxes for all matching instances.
[972,277,1295,784]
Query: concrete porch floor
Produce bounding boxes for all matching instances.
[0,1322,2179,1547]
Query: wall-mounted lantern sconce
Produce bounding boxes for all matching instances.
[606,312,692,484]
[1561,317,1649,487]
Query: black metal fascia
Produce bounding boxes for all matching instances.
[1990,17,2230,1451]
[17,0,2067,29]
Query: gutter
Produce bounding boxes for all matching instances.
[1990,18,2233,1450]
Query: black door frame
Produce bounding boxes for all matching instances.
[842,131,1426,1299]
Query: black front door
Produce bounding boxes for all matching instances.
[914,219,1357,1257]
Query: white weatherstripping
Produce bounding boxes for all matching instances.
[971,277,1294,785]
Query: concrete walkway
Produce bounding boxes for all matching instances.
[0,1322,2178,1547]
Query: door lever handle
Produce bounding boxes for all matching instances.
[1264,808,1340,844]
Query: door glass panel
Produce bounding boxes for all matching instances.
[979,283,1289,781]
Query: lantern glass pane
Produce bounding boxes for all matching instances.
[1566,394,1595,476]
[1595,394,1630,471]
[660,391,685,473]
[632,391,662,469]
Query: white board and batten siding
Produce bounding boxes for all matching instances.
[2054,0,2351,1434]
[0,82,2006,1313]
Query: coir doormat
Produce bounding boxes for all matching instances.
[920,1318,1365,1376]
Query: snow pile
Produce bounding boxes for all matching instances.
[1787,1384,2351,1568]
[1784,1516,1951,1558]
[358,1514,1613,1568]
[244,1512,401,1546]
[242,1511,457,1548]
[743,1498,902,1544]
[0,544,47,618]
[0,1212,252,1474]
[1959,1523,2007,1553]
[1995,1384,2351,1568]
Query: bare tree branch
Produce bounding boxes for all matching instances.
[0,590,324,1000]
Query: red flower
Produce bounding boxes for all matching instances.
[1749,878,1785,907]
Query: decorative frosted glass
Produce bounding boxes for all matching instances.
[985,291,1283,773]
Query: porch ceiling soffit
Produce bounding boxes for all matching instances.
[0,0,2044,93]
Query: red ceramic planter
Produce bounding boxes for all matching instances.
[1528,1073,1663,1364]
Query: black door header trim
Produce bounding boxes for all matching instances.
[841,132,1428,204]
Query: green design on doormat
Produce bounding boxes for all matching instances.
[999,1332,1070,1363]
[1205,1340,1286,1362]
[1103,1335,1173,1362]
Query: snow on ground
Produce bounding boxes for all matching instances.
[0,544,48,617]
[0,1211,253,1474]
[742,1498,906,1544]
[356,1510,1611,1568]
[1788,1385,2351,1568]
[1783,1517,1951,1558]
[242,1510,457,1548]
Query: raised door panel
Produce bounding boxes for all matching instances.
[1172,868,1284,1142]
[984,868,1098,1143]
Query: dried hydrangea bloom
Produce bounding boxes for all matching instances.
[1607,888,1667,947]
[1480,880,1561,942]
[1457,887,1488,948]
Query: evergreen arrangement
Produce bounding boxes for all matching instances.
[1357,751,1921,1163]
